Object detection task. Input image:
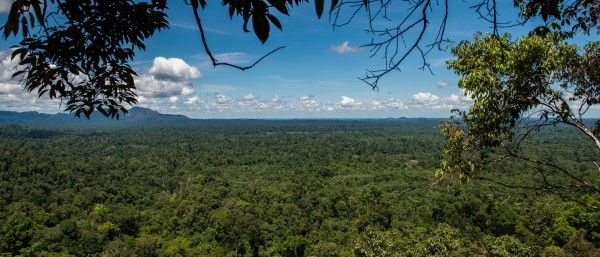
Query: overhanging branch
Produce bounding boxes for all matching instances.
[191,2,286,71]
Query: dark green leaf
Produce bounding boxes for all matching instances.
[330,0,339,13]
[252,13,270,43]
[267,0,289,15]
[32,2,44,26]
[266,14,282,30]
[21,17,28,37]
[315,0,324,19]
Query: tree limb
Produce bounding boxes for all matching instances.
[191,2,286,71]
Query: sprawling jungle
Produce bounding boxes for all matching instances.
[0,119,599,256]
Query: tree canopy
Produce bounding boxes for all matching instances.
[438,25,599,209]
[1,0,598,118]
[0,120,599,255]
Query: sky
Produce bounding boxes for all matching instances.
[0,1,594,118]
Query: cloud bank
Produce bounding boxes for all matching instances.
[132,91,475,118]
[0,51,62,113]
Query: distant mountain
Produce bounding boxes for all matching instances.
[0,107,191,128]
[125,107,190,122]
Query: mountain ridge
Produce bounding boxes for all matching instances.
[0,107,191,127]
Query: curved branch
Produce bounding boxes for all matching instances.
[191,3,286,71]
[477,176,600,210]
[502,145,600,195]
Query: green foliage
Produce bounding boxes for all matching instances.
[410,223,461,257]
[0,213,34,254]
[439,31,600,207]
[555,194,600,243]
[482,235,534,257]
[7,0,169,119]
[353,226,400,257]
[0,120,597,255]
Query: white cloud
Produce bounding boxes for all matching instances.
[370,100,383,110]
[129,89,485,118]
[269,95,282,103]
[437,81,452,88]
[0,51,62,113]
[181,87,194,96]
[299,95,311,101]
[330,41,363,54]
[382,98,407,109]
[215,94,230,104]
[0,83,23,95]
[135,57,201,99]
[292,95,320,111]
[242,93,256,101]
[412,92,439,102]
[148,56,202,82]
[448,94,461,102]
[137,95,159,104]
[184,96,202,105]
[0,0,10,13]
[340,96,356,107]
[135,76,195,98]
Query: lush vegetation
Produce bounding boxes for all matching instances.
[0,119,598,256]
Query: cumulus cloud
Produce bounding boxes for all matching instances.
[340,96,356,107]
[330,41,363,54]
[148,57,202,82]
[412,92,439,102]
[136,95,159,104]
[293,95,320,111]
[0,51,62,112]
[181,87,194,96]
[382,98,407,109]
[403,91,475,111]
[215,94,230,104]
[135,76,195,97]
[135,57,201,98]
[370,100,383,110]
[132,89,481,118]
[299,95,311,101]
[0,83,23,95]
[242,93,256,101]
[184,96,202,105]
[269,95,282,103]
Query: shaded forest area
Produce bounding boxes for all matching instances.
[0,119,599,256]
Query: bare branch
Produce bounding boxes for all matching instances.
[191,2,286,71]
[502,145,600,195]
[477,176,600,210]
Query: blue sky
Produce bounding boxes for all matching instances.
[0,1,593,118]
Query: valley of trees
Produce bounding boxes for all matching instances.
[0,120,599,256]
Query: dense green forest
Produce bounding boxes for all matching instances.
[0,119,599,256]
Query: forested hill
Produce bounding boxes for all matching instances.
[0,108,445,129]
[0,118,598,256]
[0,107,191,127]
